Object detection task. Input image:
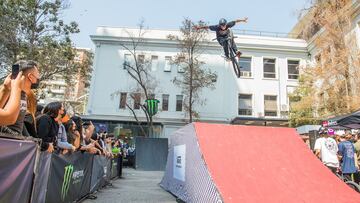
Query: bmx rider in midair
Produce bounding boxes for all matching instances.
[194,17,248,60]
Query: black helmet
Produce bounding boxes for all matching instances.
[219,18,227,26]
[318,127,327,135]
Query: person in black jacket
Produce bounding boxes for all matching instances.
[37,102,63,152]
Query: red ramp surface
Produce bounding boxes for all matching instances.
[194,123,360,203]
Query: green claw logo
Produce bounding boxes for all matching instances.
[61,165,74,201]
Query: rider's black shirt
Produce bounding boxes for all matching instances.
[209,21,236,39]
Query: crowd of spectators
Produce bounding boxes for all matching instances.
[0,60,126,162]
[314,127,360,183]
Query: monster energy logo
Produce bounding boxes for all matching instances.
[61,165,74,201]
[145,99,159,116]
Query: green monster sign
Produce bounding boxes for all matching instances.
[61,165,74,201]
[145,99,160,116]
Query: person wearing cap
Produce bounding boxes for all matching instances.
[314,127,339,174]
[338,132,358,181]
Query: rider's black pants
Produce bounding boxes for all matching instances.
[217,34,238,58]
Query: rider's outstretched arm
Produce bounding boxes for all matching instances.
[235,17,248,24]
[194,25,210,30]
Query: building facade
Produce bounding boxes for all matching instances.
[85,27,308,138]
[39,48,92,114]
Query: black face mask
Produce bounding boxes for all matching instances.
[31,78,40,89]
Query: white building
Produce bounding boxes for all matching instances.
[85,27,308,138]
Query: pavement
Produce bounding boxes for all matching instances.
[83,168,177,203]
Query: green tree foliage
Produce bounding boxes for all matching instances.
[0,0,90,84]
[290,0,360,127]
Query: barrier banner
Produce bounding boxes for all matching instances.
[31,152,52,203]
[90,156,111,192]
[0,137,37,203]
[45,152,93,203]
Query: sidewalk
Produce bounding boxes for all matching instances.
[83,168,177,203]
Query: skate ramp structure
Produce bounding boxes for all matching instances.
[160,122,360,203]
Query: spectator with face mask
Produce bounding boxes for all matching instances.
[0,60,40,135]
[56,108,76,153]
[37,102,62,153]
[64,119,81,149]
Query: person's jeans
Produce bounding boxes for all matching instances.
[218,30,238,58]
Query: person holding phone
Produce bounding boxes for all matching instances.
[0,72,25,125]
[0,60,40,135]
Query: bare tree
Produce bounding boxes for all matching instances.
[112,21,158,137]
[290,0,360,126]
[168,19,217,123]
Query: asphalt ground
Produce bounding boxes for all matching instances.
[83,168,177,203]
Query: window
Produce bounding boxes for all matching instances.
[123,54,132,69]
[162,94,169,111]
[288,60,299,80]
[132,93,141,110]
[151,56,159,71]
[119,92,127,109]
[177,57,186,73]
[238,94,252,115]
[264,95,278,116]
[176,95,183,111]
[239,57,252,77]
[137,55,145,64]
[164,56,172,72]
[263,58,276,78]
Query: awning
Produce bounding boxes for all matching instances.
[323,110,360,129]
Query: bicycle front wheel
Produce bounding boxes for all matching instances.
[230,51,240,78]
[345,181,360,193]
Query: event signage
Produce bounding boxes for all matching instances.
[45,152,93,203]
[322,120,337,127]
[173,145,186,181]
[61,164,74,201]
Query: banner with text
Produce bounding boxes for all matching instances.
[45,152,93,203]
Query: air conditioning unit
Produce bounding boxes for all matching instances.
[281,104,289,111]
[240,71,252,77]
[280,111,289,118]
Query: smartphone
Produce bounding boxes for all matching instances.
[11,64,20,79]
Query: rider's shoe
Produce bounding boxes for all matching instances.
[236,51,242,57]
[225,57,231,62]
